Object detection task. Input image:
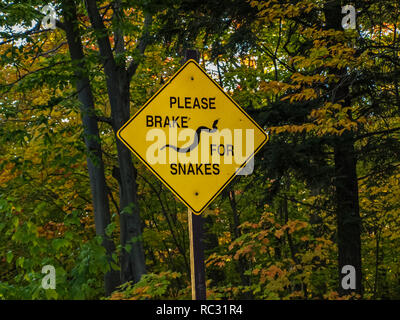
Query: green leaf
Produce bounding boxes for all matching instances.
[52,239,69,251]
[6,251,13,263]
[16,256,24,268]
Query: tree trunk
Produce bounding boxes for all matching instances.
[334,134,362,295]
[324,1,362,296]
[112,77,147,283]
[85,0,147,284]
[62,0,120,295]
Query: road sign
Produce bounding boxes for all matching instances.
[117,59,268,214]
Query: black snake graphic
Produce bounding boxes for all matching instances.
[160,119,219,153]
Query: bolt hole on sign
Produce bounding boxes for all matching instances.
[117,60,268,214]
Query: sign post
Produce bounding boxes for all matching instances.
[184,50,207,300]
[188,208,206,300]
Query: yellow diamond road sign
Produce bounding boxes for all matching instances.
[117,59,268,214]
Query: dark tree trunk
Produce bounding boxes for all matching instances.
[112,78,147,283]
[62,0,120,295]
[334,135,362,295]
[85,0,147,284]
[324,1,362,296]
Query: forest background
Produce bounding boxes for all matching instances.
[1,0,400,300]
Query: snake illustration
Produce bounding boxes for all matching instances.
[160,119,219,153]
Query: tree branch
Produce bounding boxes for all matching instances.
[356,126,400,141]
[85,0,116,72]
[112,0,125,57]
[126,12,152,82]
[96,115,113,125]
